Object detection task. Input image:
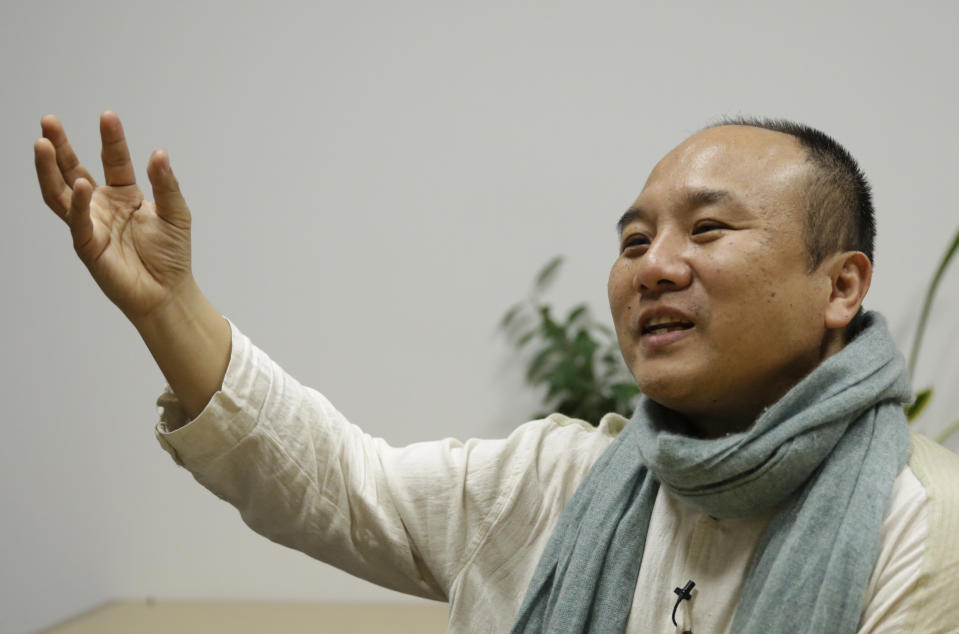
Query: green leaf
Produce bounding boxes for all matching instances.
[610,382,641,402]
[499,303,523,330]
[539,306,565,341]
[534,256,564,293]
[573,330,598,356]
[505,313,534,339]
[557,395,597,421]
[570,376,596,393]
[526,347,557,383]
[545,381,563,401]
[566,303,589,326]
[904,388,933,421]
[516,329,538,348]
[550,359,578,388]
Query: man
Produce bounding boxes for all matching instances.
[34,112,959,632]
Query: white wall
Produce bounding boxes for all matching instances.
[3,1,958,631]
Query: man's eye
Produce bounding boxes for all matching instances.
[692,221,726,235]
[621,235,649,251]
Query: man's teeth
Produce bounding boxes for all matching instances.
[644,315,692,334]
[647,324,688,334]
[647,315,679,327]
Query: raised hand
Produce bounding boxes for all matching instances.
[35,112,230,419]
[34,111,194,323]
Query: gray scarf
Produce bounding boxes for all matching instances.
[510,311,911,633]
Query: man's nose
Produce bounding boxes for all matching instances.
[632,232,693,293]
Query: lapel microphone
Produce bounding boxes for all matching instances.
[671,579,696,629]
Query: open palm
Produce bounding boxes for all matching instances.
[35,111,193,322]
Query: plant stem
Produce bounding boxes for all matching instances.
[936,419,959,445]
[908,227,959,378]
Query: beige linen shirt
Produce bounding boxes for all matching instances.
[156,322,959,633]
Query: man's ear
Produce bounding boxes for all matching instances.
[823,251,872,329]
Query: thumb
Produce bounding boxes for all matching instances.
[147,149,191,227]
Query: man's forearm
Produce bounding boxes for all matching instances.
[133,280,232,423]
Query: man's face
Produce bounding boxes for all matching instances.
[608,125,837,436]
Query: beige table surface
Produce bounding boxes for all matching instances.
[37,600,449,634]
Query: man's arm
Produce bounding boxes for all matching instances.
[132,280,230,422]
[34,111,229,420]
[34,113,585,604]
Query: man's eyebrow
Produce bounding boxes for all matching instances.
[615,188,732,234]
[686,188,731,207]
[616,207,646,235]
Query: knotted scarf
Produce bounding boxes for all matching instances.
[509,311,912,633]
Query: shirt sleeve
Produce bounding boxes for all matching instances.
[153,320,597,601]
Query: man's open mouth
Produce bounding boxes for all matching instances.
[641,316,694,335]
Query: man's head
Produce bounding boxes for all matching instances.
[608,122,873,437]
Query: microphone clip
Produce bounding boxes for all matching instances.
[671,579,696,628]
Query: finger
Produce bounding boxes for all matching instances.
[99,110,137,187]
[147,149,191,226]
[40,114,97,189]
[68,177,96,258]
[34,137,72,220]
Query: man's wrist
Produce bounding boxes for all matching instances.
[130,277,205,334]
[133,279,232,420]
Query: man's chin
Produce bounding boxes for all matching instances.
[636,370,705,408]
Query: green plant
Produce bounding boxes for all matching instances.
[499,256,640,423]
[904,226,959,444]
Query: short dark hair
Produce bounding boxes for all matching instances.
[708,117,875,268]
